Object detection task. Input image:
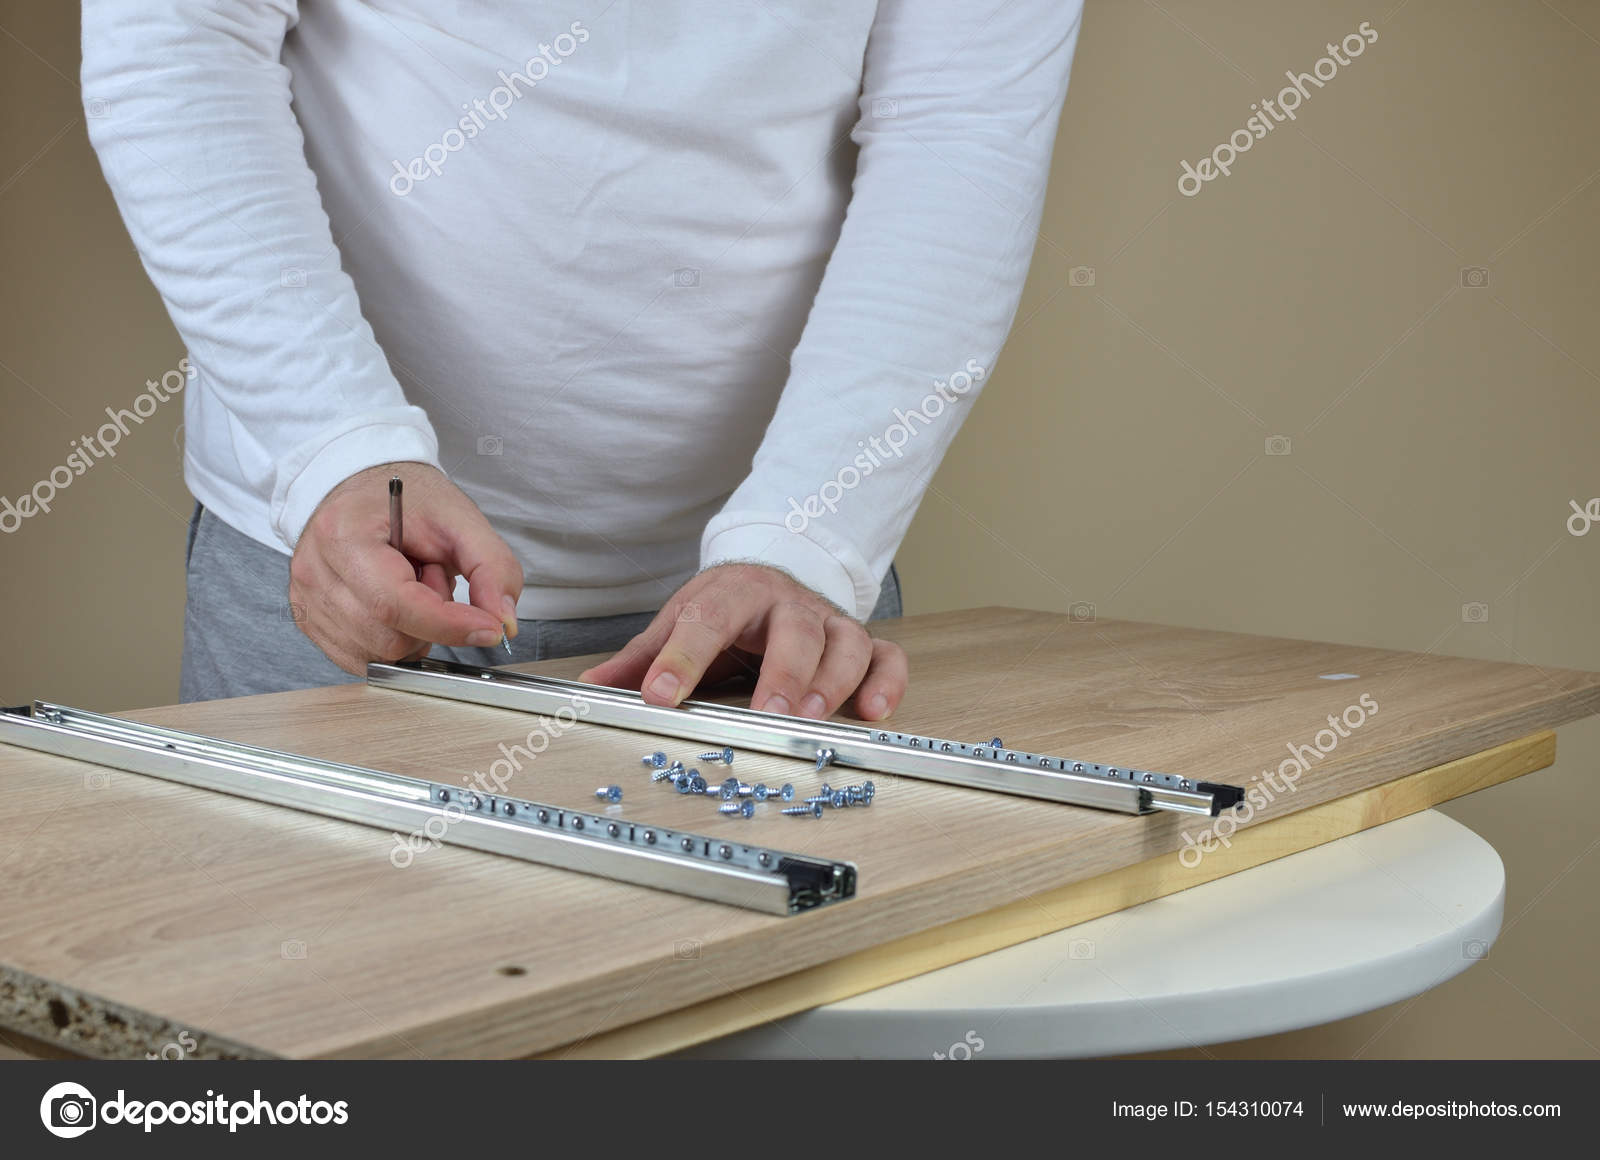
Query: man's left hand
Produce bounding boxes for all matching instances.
[579,563,907,721]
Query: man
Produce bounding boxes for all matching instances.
[82,0,1082,719]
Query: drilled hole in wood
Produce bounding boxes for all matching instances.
[496,966,526,977]
[47,998,70,1029]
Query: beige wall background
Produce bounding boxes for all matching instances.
[1,1,1596,1058]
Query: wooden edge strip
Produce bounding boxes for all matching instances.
[537,730,1557,1059]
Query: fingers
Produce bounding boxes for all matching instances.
[849,638,909,721]
[748,602,828,716]
[640,588,766,707]
[575,565,910,721]
[444,515,523,641]
[792,615,874,719]
[579,607,679,688]
[417,562,452,603]
[335,541,506,648]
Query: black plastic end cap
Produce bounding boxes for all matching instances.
[1197,781,1247,815]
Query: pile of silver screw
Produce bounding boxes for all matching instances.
[638,747,874,819]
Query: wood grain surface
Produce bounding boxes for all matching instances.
[0,608,1595,1059]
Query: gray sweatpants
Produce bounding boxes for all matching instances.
[180,504,902,702]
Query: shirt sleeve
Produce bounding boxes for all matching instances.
[701,0,1084,618]
[80,0,441,550]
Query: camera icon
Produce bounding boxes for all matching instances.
[673,267,700,288]
[280,267,306,288]
[1461,601,1490,623]
[83,770,111,791]
[281,939,307,960]
[1265,434,1292,456]
[1068,265,1096,287]
[476,435,503,456]
[1462,938,1490,960]
[1068,601,1096,623]
[84,97,110,118]
[674,939,702,960]
[677,602,702,624]
[872,97,899,119]
[43,1085,97,1138]
[1460,266,1490,288]
[280,601,306,623]
[1069,937,1096,960]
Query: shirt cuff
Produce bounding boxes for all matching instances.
[701,515,874,620]
[271,408,441,548]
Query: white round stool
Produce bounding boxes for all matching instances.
[680,809,1503,1058]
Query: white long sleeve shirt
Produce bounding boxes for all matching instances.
[82,0,1081,620]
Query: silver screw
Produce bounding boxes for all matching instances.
[829,791,847,808]
[718,800,755,818]
[818,783,833,797]
[641,751,667,768]
[803,794,830,806]
[814,747,836,771]
[782,803,824,818]
[675,776,693,794]
[690,775,709,794]
[595,785,622,803]
[699,747,734,765]
[650,767,678,783]
[772,783,795,802]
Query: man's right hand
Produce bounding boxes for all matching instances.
[288,463,522,674]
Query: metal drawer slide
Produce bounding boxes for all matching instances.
[0,702,854,916]
[368,659,1245,817]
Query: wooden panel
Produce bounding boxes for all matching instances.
[0,609,1595,1058]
